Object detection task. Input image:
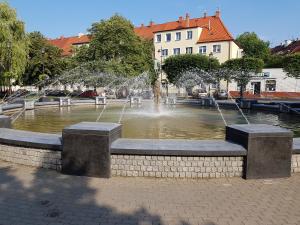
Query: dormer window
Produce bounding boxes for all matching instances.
[166,33,171,42]
[187,31,193,40]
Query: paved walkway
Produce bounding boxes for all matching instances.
[0,161,300,225]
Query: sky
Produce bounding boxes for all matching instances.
[5,0,300,46]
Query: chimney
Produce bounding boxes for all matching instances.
[179,16,183,26]
[203,11,207,18]
[215,8,221,17]
[149,21,155,27]
[186,13,190,27]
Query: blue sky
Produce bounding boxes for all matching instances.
[6,0,300,46]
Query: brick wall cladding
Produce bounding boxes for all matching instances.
[0,144,61,171]
[111,155,244,178]
[0,143,299,178]
[292,154,300,173]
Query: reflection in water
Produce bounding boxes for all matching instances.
[10,103,300,140]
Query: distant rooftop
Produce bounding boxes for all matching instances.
[49,10,235,56]
[272,39,300,55]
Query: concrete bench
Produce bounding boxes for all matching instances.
[0,128,62,151]
[111,139,247,156]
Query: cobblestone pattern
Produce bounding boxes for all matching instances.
[0,144,61,171]
[111,155,244,178]
[292,154,300,173]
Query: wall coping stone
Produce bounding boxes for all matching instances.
[293,138,300,154]
[227,124,293,138]
[63,122,121,136]
[111,139,247,156]
[0,128,62,151]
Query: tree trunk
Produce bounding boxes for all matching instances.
[240,85,244,99]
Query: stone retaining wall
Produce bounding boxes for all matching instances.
[0,143,299,179]
[0,144,61,171]
[111,155,244,178]
[292,154,300,173]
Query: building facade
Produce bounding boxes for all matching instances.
[50,10,242,63]
[228,68,300,97]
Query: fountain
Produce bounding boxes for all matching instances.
[3,65,300,139]
[95,96,107,105]
[24,100,35,110]
[59,97,71,107]
[130,96,142,106]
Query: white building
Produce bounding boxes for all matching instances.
[228,68,300,95]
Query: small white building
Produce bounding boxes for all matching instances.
[228,68,300,94]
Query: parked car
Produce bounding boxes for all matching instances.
[214,90,228,100]
[197,89,208,98]
[79,90,98,98]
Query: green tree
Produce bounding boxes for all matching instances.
[222,57,264,99]
[77,14,154,77]
[283,54,300,79]
[236,32,270,60]
[0,2,28,90]
[264,55,285,68]
[22,32,64,86]
[162,54,219,83]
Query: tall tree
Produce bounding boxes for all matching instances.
[23,32,64,86]
[76,14,154,77]
[236,32,270,60]
[222,57,264,99]
[283,54,300,79]
[162,54,219,83]
[0,2,28,90]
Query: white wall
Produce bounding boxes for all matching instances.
[227,68,300,93]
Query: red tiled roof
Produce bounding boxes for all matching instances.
[134,14,234,43]
[48,35,91,56]
[49,12,234,56]
[272,40,300,55]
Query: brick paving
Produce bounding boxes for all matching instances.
[0,160,300,225]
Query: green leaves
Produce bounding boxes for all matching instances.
[222,57,264,98]
[162,54,220,83]
[283,54,300,79]
[0,2,28,85]
[236,32,270,60]
[76,14,154,77]
[22,32,64,86]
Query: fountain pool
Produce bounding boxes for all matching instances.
[8,102,300,139]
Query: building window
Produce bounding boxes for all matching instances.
[265,80,276,91]
[156,34,161,43]
[175,32,181,41]
[186,47,193,54]
[187,31,193,40]
[213,45,221,53]
[173,48,180,55]
[162,49,168,56]
[199,46,207,54]
[166,33,171,42]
